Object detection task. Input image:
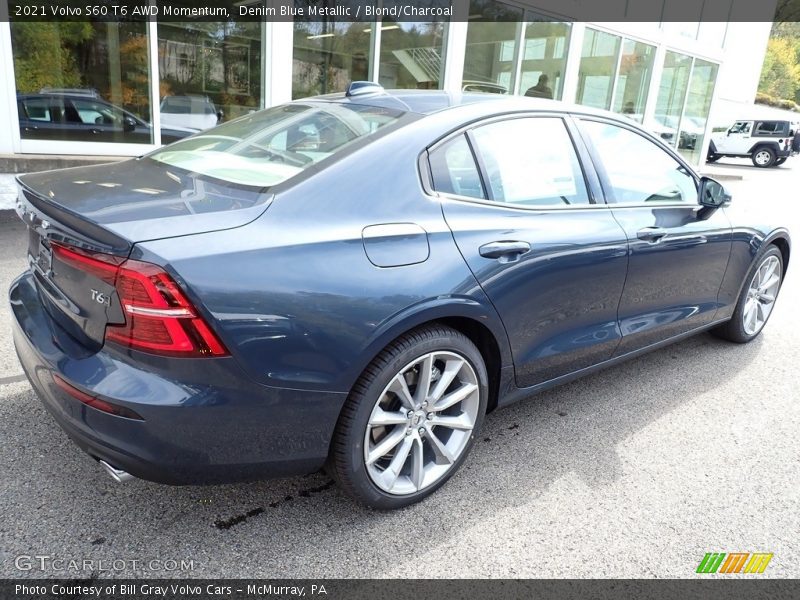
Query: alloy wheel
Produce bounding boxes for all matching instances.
[754,150,772,166]
[363,351,480,495]
[743,255,781,335]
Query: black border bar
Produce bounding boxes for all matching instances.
[0,0,796,23]
[4,579,800,600]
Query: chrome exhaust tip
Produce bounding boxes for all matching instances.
[99,460,134,483]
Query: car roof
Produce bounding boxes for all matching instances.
[298,89,702,172]
[18,93,108,102]
[162,95,214,101]
[310,89,623,120]
[736,118,792,123]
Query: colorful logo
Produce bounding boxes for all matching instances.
[696,552,773,574]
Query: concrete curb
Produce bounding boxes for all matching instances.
[698,171,744,181]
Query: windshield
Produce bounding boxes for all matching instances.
[148,102,406,187]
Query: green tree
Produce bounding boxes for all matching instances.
[758,23,800,104]
[11,22,93,92]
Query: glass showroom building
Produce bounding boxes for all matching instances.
[0,1,773,166]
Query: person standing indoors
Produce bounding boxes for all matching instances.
[525,74,553,99]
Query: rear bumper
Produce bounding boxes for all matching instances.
[10,271,347,485]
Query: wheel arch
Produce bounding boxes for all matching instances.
[435,316,504,413]
[748,141,779,155]
[345,299,513,415]
[768,231,791,275]
[732,229,791,301]
[748,229,791,282]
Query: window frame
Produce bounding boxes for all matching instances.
[422,111,606,212]
[573,115,701,209]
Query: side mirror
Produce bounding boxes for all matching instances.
[122,117,136,132]
[698,176,731,209]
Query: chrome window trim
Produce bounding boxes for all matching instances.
[435,191,613,213]
[421,111,600,212]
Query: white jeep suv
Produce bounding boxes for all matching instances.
[708,119,800,167]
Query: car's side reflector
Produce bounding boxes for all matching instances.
[53,374,144,420]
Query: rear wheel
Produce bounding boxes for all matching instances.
[712,247,783,343]
[752,147,776,168]
[329,325,488,509]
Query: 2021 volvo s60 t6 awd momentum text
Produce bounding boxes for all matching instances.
[10,83,790,508]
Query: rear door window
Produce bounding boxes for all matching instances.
[469,117,591,207]
[21,98,49,121]
[22,97,64,122]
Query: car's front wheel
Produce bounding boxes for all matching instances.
[712,246,784,343]
[330,325,488,509]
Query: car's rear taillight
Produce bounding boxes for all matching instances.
[51,242,122,284]
[107,259,228,357]
[51,243,228,358]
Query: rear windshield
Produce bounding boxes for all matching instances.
[161,97,215,114]
[148,102,406,187]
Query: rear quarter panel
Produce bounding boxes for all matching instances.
[135,127,512,393]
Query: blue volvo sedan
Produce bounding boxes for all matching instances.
[10,84,790,508]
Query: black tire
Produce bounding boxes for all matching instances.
[329,324,488,509]
[711,246,784,343]
[751,146,776,168]
[775,157,787,166]
[706,142,720,163]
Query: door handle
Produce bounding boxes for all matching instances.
[636,227,667,243]
[479,240,531,262]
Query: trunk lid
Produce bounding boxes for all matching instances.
[16,158,271,351]
[17,158,272,242]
